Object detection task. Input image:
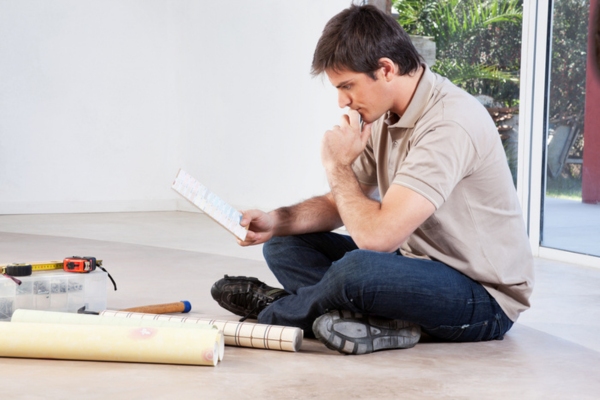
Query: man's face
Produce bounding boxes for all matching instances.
[325,68,391,124]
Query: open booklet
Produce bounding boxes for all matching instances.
[171,169,248,241]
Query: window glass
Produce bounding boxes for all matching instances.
[542,0,600,257]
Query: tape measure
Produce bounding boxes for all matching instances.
[0,259,104,276]
[1,257,116,291]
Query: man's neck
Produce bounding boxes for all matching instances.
[389,65,425,117]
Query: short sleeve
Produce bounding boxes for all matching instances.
[393,121,479,209]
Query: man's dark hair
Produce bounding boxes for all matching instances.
[311,5,423,79]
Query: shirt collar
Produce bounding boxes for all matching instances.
[385,64,436,129]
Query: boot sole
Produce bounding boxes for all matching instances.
[313,310,421,355]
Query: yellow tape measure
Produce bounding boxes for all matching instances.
[1,260,103,276]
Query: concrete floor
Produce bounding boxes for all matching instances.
[543,197,600,257]
[1,211,599,399]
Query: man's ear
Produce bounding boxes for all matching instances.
[377,58,397,82]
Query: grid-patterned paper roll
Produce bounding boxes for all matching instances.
[0,321,221,366]
[100,310,303,352]
[11,309,224,362]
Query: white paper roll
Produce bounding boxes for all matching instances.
[100,310,303,352]
[11,309,225,362]
[0,321,220,366]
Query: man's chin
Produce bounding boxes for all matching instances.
[360,115,378,125]
[357,112,369,124]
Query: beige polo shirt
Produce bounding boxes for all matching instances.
[352,66,534,321]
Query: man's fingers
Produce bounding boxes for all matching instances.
[240,210,252,226]
[237,232,257,247]
[340,114,350,127]
[348,109,361,128]
[240,209,262,227]
[360,122,373,145]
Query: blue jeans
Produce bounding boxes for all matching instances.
[257,232,513,341]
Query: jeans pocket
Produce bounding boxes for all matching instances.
[425,320,490,342]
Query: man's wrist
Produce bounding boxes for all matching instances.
[268,207,289,237]
[326,164,357,191]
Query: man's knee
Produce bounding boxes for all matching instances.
[262,235,298,263]
[319,250,384,311]
[335,249,376,268]
[327,249,376,284]
[262,236,283,263]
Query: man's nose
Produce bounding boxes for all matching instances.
[338,91,351,108]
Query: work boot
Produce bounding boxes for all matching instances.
[210,275,289,321]
[313,310,421,355]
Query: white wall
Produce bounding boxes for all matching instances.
[0,0,349,214]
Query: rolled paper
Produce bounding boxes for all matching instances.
[0,322,220,366]
[11,309,224,362]
[100,310,303,352]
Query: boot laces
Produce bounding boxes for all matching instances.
[233,291,268,322]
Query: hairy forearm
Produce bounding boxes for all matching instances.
[270,194,343,237]
[326,165,388,250]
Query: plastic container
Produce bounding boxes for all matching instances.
[0,269,107,320]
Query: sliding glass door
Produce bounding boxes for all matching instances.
[541,0,600,257]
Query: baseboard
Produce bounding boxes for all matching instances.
[0,199,185,215]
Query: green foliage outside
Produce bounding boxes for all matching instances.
[392,0,522,106]
[549,0,589,127]
[547,0,589,196]
[546,174,584,200]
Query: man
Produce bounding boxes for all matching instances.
[211,5,534,355]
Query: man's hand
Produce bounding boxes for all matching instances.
[237,209,276,246]
[321,109,372,170]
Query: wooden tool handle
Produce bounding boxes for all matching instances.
[121,301,191,314]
